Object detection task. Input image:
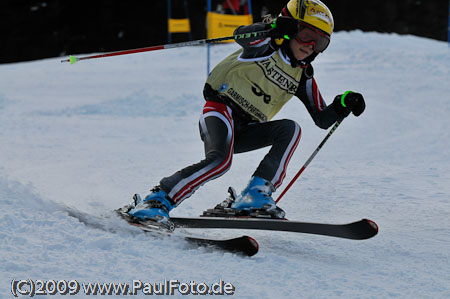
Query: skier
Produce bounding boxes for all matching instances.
[125,0,365,225]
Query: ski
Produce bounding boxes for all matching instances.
[115,209,259,256]
[65,207,259,256]
[171,217,379,240]
[120,217,258,256]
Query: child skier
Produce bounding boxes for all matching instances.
[125,0,365,225]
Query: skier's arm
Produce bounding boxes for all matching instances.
[233,23,275,58]
[296,70,341,129]
[296,73,366,129]
[234,23,270,46]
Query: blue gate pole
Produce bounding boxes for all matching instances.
[207,0,211,75]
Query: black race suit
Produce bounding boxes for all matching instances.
[159,23,341,206]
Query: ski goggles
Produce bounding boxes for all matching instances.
[295,22,330,53]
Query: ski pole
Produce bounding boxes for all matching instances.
[276,118,344,203]
[61,30,270,64]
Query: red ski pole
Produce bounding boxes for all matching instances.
[276,118,344,203]
[61,30,270,64]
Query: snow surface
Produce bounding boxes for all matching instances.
[1,31,449,298]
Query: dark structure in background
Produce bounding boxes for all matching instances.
[1,0,448,64]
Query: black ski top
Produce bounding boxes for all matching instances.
[204,22,341,129]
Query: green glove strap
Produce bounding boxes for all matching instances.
[271,19,277,29]
[341,90,354,108]
[270,19,291,40]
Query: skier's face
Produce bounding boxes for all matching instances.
[289,39,314,61]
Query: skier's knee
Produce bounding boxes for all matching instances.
[279,119,301,140]
[206,150,232,171]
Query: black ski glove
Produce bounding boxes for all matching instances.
[333,91,366,118]
[267,17,299,42]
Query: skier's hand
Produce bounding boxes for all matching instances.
[267,17,299,40]
[333,91,366,117]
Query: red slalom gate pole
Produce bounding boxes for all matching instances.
[276,119,343,203]
[61,30,270,65]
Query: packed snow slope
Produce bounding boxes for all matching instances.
[1,31,449,298]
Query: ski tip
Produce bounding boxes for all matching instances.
[246,235,259,251]
[69,55,79,65]
[241,235,259,257]
[359,219,379,239]
[364,219,379,233]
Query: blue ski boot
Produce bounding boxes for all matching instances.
[231,176,277,212]
[127,187,174,224]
